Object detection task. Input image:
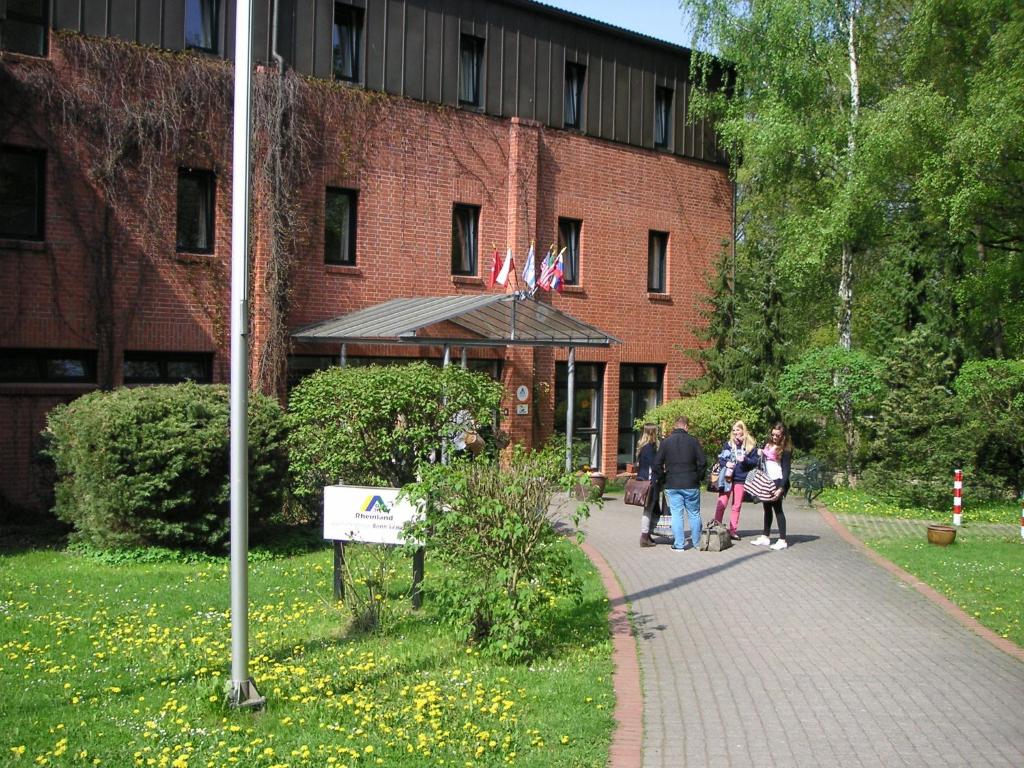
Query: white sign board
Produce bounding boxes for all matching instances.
[516,385,529,402]
[323,485,422,545]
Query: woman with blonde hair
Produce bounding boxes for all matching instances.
[712,420,758,540]
[636,423,662,547]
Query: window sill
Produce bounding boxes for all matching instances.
[0,237,46,252]
[326,263,361,275]
[177,253,217,266]
[0,382,98,396]
[452,275,483,286]
[560,285,585,295]
[647,292,672,303]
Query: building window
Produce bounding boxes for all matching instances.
[655,86,673,148]
[555,362,604,469]
[184,0,219,53]
[325,188,357,265]
[617,365,664,469]
[558,218,582,285]
[0,0,47,56]
[564,61,586,129]
[333,3,363,82]
[0,349,96,383]
[123,352,212,384]
[176,168,215,253]
[459,35,484,107]
[0,146,44,240]
[451,204,479,275]
[648,231,668,293]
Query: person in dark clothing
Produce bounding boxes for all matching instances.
[750,422,794,551]
[636,423,662,547]
[653,415,707,551]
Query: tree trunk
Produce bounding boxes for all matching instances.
[837,4,860,352]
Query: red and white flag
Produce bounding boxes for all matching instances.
[495,248,515,286]
[488,249,503,287]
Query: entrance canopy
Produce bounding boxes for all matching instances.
[290,294,621,348]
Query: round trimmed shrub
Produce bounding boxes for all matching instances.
[44,383,288,551]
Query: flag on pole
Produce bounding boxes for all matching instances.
[488,249,503,287]
[538,247,556,290]
[522,241,536,291]
[496,248,514,286]
[550,250,565,293]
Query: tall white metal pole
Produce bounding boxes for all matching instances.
[566,347,575,472]
[228,0,263,709]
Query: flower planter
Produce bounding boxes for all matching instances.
[574,472,606,501]
[926,523,957,546]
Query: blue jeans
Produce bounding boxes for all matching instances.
[665,488,701,550]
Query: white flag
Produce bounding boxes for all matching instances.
[522,242,536,291]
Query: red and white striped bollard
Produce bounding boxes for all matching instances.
[952,468,962,527]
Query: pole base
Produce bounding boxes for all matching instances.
[226,678,266,710]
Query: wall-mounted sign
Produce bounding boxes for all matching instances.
[323,485,422,545]
[516,385,529,402]
[516,404,529,415]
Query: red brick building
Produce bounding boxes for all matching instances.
[0,0,731,515]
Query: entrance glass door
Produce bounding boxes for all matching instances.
[617,364,663,469]
[555,362,604,469]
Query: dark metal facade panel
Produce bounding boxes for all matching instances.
[82,1,107,35]
[47,0,724,166]
[53,0,82,30]
[109,0,138,42]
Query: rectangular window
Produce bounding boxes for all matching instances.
[124,352,212,384]
[0,349,96,383]
[333,3,363,82]
[325,188,357,265]
[0,145,44,240]
[0,0,47,56]
[648,231,668,293]
[558,217,582,285]
[184,0,219,53]
[655,86,673,148]
[564,61,586,129]
[459,34,484,106]
[451,203,479,275]
[176,168,215,253]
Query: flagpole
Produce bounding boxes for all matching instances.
[227,0,263,710]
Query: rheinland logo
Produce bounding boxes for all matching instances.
[362,495,387,512]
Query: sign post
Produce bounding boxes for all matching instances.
[324,486,424,608]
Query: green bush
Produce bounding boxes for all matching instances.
[402,445,592,662]
[955,359,1024,499]
[44,383,288,551]
[638,389,762,454]
[287,363,504,497]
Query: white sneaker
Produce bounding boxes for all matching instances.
[770,539,788,551]
[749,535,770,547]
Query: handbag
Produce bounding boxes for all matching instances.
[706,460,721,492]
[624,475,652,507]
[744,468,779,502]
[699,520,732,551]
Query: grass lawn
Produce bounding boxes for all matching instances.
[0,538,614,767]
[821,488,1024,650]
[820,487,1020,525]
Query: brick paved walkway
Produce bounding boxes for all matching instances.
[580,491,1024,767]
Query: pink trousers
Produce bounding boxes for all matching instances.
[714,482,745,535]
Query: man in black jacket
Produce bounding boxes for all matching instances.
[653,415,707,551]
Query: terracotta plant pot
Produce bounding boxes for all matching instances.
[574,472,606,501]
[926,523,957,546]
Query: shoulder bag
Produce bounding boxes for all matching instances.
[744,467,779,502]
[624,474,652,507]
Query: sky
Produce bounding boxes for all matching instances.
[537,1,694,48]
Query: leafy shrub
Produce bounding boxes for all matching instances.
[402,444,592,662]
[44,383,287,551]
[861,331,962,508]
[638,389,762,454]
[287,363,504,498]
[955,359,1024,499]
